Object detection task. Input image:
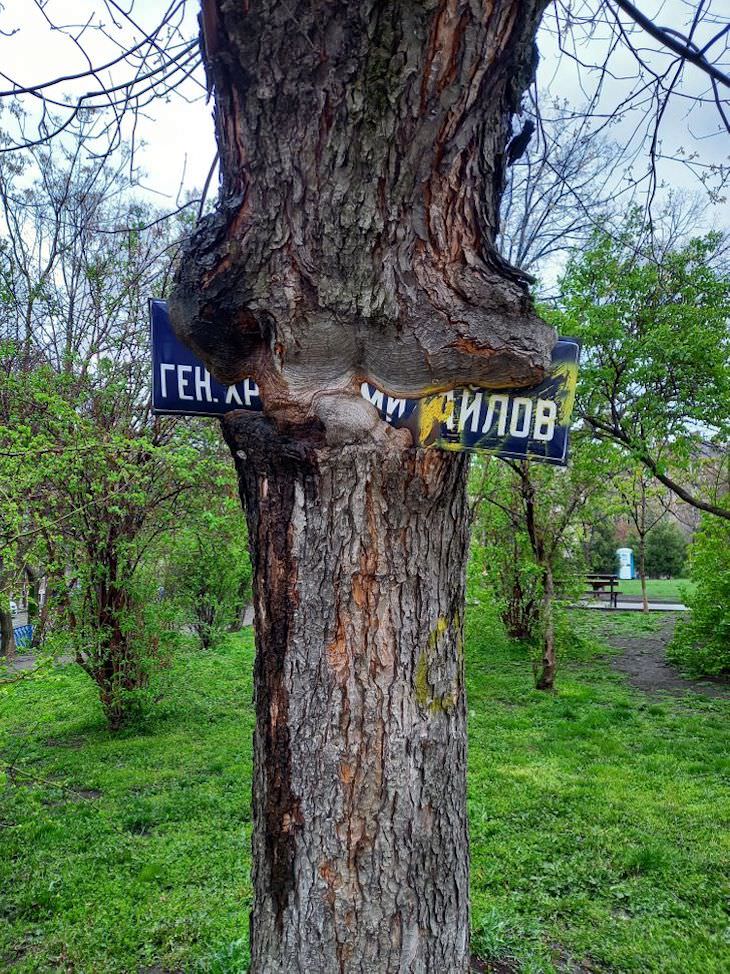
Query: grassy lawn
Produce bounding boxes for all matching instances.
[616,578,694,602]
[1,609,728,973]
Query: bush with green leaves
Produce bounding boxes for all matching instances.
[669,515,730,676]
[469,517,543,642]
[469,441,611,688]
[0,148,244,726]
[162,499,252,651]
[585,519,619,574]
[643,519,687,578]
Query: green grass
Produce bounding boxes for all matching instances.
[617,578,695,602]
[1,610,729,973]
[467,607,729,973]
[0,638,256,974]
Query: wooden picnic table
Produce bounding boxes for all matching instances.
[584,573,621,608]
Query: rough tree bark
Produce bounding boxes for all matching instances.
[171,2,553,970]
[535,562,556,691]
[223,418,471,971]
[0,556,16,663]
[0,607,15,663]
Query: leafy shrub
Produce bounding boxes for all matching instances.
[164,504,252,651]
[669,515,730,675]
[60,569,181,730]
[586,519,619,574]
[469,533,542,640]
[644,520,687,578]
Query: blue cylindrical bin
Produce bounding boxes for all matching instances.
[616,547,635,580]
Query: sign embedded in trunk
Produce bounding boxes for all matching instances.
[150,299,578,465]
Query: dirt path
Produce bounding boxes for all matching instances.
[601,613,729,699]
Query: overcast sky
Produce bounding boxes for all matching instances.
[0,1,726,223]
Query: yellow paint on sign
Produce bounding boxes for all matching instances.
[417,394,454,445]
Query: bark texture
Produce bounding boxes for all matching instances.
[172,0,554,432]
[0,607,15,663]
[224,414,471,973]
[535,563,556,691]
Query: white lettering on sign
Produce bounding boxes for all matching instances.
[386,396,406,420]
[449,392,557,442]
[243,379,259,406]
[481,395,509,436]
[158,363,260,408]
[225,379,260,407]
[459,390,483,433]
[160,363,175,398]
[194,367,214,402]
[509,397,533,438]
[226,384,243,406]
[177,365,193,401]
[361,383,384,411]
[533,399,557,441]
[360,385,406,423]
[357,382,560,443]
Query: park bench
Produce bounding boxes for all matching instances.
[584,573,622,609]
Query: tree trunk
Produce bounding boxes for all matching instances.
[1,554,17,663]
[639,537,649,613]
[172,3,554,970]
[1,606,16,663]
[25,565,41,624]
[535,562,555,690]
[224,415,471,973]
[172,0,554,405]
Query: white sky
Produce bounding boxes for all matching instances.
[0,1,727,223]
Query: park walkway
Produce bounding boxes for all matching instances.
[580,594,688,612]
[599,613,729,699]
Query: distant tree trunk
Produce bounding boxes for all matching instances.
[638,535,649,613]
[173,2,553,970]
[25,565,41,624]
[535,562,556,690]
[1,555,16,663]
[0,606,16,663]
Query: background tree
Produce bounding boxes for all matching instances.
[471,437,613,689]
[0,143,231,726]
[555,221,730,521]
[499,97,622,280]
[644,519,687,579]
[613,466,672,611]
[583,518,620,574]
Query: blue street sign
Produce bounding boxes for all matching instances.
[150,299,261,417]
[151,299,579,465]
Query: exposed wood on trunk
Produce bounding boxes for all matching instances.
[224,414,471,973]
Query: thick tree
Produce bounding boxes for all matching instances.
[168,3,555,971]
